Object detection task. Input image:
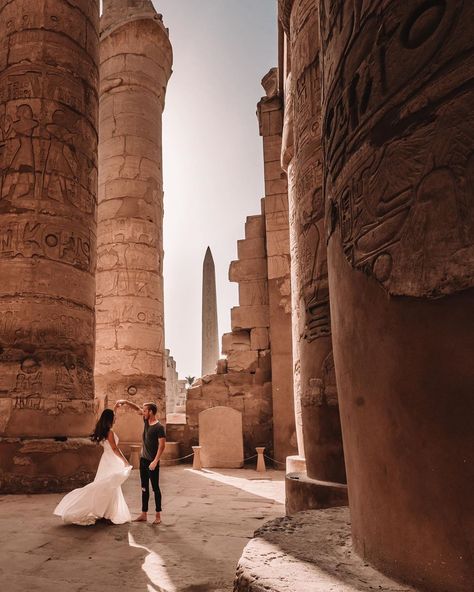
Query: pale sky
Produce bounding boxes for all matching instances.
[156,1,278,379]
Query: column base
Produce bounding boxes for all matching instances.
[285,471,348,515]
[234,508,418,592]
[0,438,102,494]
[286,454,307,473]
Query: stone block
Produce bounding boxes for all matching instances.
[237,237,266,260]
[245,215,265,239]
[186,386,202,400]
[266,229,290,257]
[264,177,288,197]
[199,406,244,468]
[263,136,282,163]
[239,281,269,306]
[216,359,228,374]
[223,372,254,388]
[222,331,251,354]
[265,159,285,182]
[229,258,267,282]
[268,255,291,280]
[231,305,270,330]
[227,350,259,373]
[259,108,283,136]
[264,193,288,213]
[251,328,270,350]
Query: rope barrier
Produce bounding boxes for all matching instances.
[263,454,286,466]
[160,452,259,465]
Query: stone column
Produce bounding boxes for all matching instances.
[96,0,172,440]
[257,69,297,465]
[280,0,346,487]
[0,0,101,492]
[202,247,219,376]
[321,1,474,590]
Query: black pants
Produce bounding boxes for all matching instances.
[139,457,162,512]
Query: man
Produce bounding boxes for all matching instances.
[114,400,166,524]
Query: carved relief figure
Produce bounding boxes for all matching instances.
[2,104,38,201]
[43,109,79,203]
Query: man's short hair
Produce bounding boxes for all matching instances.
[143,402,158,415]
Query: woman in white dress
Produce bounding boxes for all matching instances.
[54,409,132,526]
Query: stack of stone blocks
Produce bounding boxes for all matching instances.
[184,210,273,459]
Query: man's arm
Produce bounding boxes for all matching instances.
[149,436,166,471]
[114,399,141,414]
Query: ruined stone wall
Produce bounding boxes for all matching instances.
[321,1,474,590]
[186,211,273,459]
[0,0,101,492]
[95,0,172,440]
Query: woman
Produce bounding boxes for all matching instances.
[54,409,132,526]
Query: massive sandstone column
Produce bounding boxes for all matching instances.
[96,0,172,440]
[201,247,219,376]
[257,69,297,464]
[280,0,346,488]
[321,1,474,590]
[0,0,100,492]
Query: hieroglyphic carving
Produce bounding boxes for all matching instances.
[322,0,474,297]
[0,220,93,271]
[289,0,328,343]
[0,0,99,445]
[95,0,171,426]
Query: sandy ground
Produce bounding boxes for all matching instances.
[0,465,285,592]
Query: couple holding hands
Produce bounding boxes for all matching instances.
[54,399,166,526]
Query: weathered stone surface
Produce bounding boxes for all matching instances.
[95,0,172,432]
[237,237,266,260]
[250,328,269,351]
[0,0,100,491]
[199,406,244,468]
[281,0,346,485]
[258,70,296,465]
[216,358,228,374]
[0,438,101,494]
[234,508,417,592]
[285,472,348,516]
[227,351,259,374]
[245,215,265,239]
[322,2,474,591]
[238,281,269,306]
[202,247,219,376]
[229,258,267,282]
[222,331,251,354]
[231,306,270,330]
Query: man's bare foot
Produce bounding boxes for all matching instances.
[133,513,147,522]
[152,512,161,525]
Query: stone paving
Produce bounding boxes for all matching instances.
[0,466,285,592]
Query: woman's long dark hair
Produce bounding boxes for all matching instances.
[91,409,114,443]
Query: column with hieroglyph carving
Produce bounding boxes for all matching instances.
[279,0,346,502]
[95,0,172,446]
[321,1,474,590]
[0,0,101,492]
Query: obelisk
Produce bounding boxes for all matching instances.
[202,247,219,376]
[95,0,172,442]
[0,0,100,492]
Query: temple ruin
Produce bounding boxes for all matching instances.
[0,1,473,591]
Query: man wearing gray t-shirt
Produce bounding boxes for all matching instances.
[114,400,166,524]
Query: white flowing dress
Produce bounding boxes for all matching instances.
[54,432,132,526]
